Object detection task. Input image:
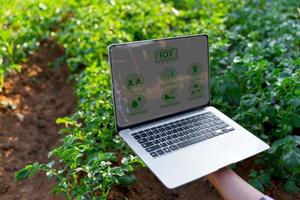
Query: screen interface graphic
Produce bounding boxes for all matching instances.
[110,35,209,127]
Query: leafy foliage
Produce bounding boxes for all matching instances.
[0,0,69,89]
[7,0,300,198]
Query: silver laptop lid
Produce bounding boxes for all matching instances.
[109,34,210,130]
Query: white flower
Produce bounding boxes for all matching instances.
[100,161,112,167]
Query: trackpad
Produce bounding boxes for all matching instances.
[219,132,268,161]
[191,140,236,169]
[151,140,236,188]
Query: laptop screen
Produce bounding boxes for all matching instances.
[109,35,209,128]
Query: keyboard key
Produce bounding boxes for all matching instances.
[172,138,180,143]
[204,133,213,139]
[161,132,167,137]
[141,133,147,137]
[146,145,161,152]
[132,132,139,136]
[160,142,168,147]
[215,120,223,124]
[134,135,141,140]
[153,140,160,144]
[177,135,206,148]
[152,129,159,133]
[169,145,179,151]
[190,133,197,138]
[137,138,148,143]
[148,136,154,140]
[188,129,195,133]
[142,142,154,148]
[150,152,158,157]
[212,131,219,136]
[206,127,213,132]
[166,140,174,145]
[184,135,191,140]
[163,147,172,153]
[217,123,229,129]
[166,131,173,135]
[166,136,172,140]
[204,123,210,128]
[228,127,235,132]
[147,131,154,135]
[172,129,179,133]
[154,134,160,139]
[157,149,165,155]
[159,137,166,142]
[211,126,218,131]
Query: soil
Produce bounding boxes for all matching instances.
[0,41,75,200]
[0,41,299,200]
[109,168,222,200]
[109,158,300,200]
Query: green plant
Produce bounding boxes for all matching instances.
[0,0,69,89]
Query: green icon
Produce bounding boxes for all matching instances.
[161,87,178,104]
[188,63,202,76]
[128,94,146,112]
[125,73,144,92]
[189,80,203,98]
[160,67,177,83]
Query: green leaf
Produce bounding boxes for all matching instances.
[249,169,257,178]
[283,149,300,174]
[119,174,136,185]
[15,162,41,181]
[15,168,31,181]
[283,180,299,193]
[240,94,257,107]
[250,178,265,193]
[55,117,78,127]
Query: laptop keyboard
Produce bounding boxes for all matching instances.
[131,112,235,158]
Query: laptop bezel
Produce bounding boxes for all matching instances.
[108,34,211,132]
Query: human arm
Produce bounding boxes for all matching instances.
[207,167,272,200]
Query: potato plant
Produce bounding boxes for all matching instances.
[0,0,69,89]
[5,0,299,199]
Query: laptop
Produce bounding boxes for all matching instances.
[108,34,269,189]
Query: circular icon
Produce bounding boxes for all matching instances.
[125,73,144,92]
[160,67,177,83]
[188,63,202,76]
[161,87,178,104]
[189,80,203,98]
[128,94,146,112]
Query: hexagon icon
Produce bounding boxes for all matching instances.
[125,73,144,92]
[189,80,203,98]
[188,63,203,76]
[161,87,178,104]
[127,94,146,113]
[160,67,177,83]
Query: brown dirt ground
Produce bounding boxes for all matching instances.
[109,157,300,200]
[0,41,299,200]
[0,41,75,200]
[109,167,222,200]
